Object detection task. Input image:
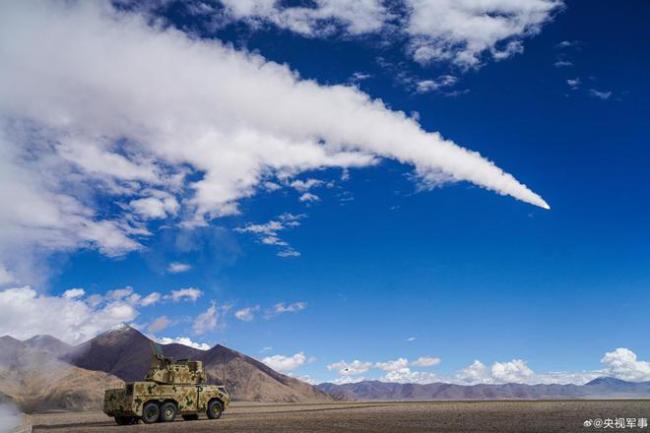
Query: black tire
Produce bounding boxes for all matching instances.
[142,401,160,424]
[207,399,223,419]
[115,415,138,425]
[159,402,178,422]
[182,414,199,421]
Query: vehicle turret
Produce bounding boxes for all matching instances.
[144,353,207,385]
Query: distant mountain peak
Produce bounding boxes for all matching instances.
[585,377,631,386]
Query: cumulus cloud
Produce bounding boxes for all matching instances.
[262,352,308,372]
[453,350,650,385]
[383,367,438,384]
[130,190,179,220]
[290,178,325,192]
[330,355,442,383]
[0,286,137,344]
[376,358,409,372]
[165,287,203,302]
[0,1,549,282]
[405,0,563,67]
[236,213,304,257]
[157,336,211,351]
[601,348,650,382]
[219,0,387,36]
[328,360,373,376]
[299,192,320,203]
[62,288,85,299]
[167,262,192,273]
[188,0,560,69]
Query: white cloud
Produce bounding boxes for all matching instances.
[237,213,304,257]
[167,262,192,273]
[271,301,308,315]
[328,360,373,376]
[299,192,320,202]
[456,360,490,383]
[589,89,612,100]
[456,359,533,384]
[0,1,550,282]
[262,352,307,372]
[130,190,179,220]
[415,75,457,93]
[376,358,409,372]
[491,359,535,383]
[412,356,441,367]
[62,288,85,299]
[455,357,603,385]
[332,375,367,384]
[382,367,438,384]
[197,1,560,70]
[158,336,210,351]
[406,336,416,342]
[0,286,137,344]
[601,348,650,382]
[405,0,563,68]
[193,302,219,335]
[219,0,387,36]
[290,178,324,192]
[166,287,203,302]
[567,78,581,90]
[147,315,172,333]
[234,306,258,321]
[140,292,161,306]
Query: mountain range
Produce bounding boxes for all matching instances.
[0,325,329,413]
[2,326,650,414]
[317,377,650,401]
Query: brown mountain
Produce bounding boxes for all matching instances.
[66,324,330,402]
[202,344,328,402]
[0,335,122,412]
[317,379,650,400]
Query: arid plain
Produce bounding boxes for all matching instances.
[30,400,650,433]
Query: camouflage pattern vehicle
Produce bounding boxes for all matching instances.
[103,352,230,425]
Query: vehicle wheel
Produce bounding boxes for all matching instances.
[207,400,223,419]
[142,401,160,424]
[182,414,199,421]
[159,402,178,422]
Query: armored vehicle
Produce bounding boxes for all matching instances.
[104,352,230,425]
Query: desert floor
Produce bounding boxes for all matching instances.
[30,400,650,433]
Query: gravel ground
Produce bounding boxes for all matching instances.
[30,400,650,433]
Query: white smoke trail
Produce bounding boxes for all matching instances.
[0,1,549,280]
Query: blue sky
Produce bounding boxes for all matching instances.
[0,0,649,385]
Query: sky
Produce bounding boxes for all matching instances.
[0,0,649,386]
